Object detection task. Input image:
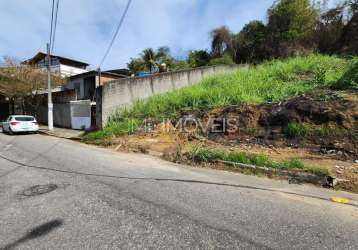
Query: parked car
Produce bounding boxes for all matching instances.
[2,115,39,134]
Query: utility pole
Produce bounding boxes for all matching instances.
[47,43,54,130]
[97,67,101,87]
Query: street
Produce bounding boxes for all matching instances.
[0,133,357,249]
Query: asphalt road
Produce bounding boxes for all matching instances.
[0,133,357,249]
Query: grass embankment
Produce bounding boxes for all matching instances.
[83,55,356,142]
[187,144,329,176]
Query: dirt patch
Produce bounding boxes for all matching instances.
[106,89,358,193]
[184,89,358,160]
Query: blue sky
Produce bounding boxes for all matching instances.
[0,0,333,70]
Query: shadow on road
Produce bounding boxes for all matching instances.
[1,219,63,250]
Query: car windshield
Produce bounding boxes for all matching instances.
[14,116,35,122]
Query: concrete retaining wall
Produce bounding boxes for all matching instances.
[98,64,247,128]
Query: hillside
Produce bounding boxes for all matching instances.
[85,55,355,138]
[83,55,358,192]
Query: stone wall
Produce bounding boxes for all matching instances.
[98,64,247,128]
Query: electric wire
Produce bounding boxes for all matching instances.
[98,0,132,68]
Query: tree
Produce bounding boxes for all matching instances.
[210,26,236,58]
[0,56,63,114]
[127,57,146,75]
[267,0,319,57]
[170,60,190,71]
[188,50,211,68]
[141,48,158,73]
[317,0,358,54]
[316,5,346,53]
[209,54,234,66]
[335,10,358,54]
[235,20,268,63]
[0,56,63,98]
[128,47,176,75]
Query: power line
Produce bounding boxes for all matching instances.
[49,0,55,51]
[98,0,132,68]
[51,0,60,53]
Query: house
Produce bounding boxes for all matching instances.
[22,52,89,78]
[26,69,129,129]
[65,70,128,101]
[13,52,130,129]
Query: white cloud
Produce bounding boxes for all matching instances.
[0,0,276,69]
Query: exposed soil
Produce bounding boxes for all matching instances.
[182,89,358,160]
[107,89,358,193]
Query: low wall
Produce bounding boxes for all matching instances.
[98,64,247,128]
[35,100,91,129]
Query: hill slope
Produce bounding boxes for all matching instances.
[85,55,356,140]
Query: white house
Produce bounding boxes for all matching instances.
[22,52,89,78]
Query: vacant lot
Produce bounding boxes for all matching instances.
[83,55,358,192]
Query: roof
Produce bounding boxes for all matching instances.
[69,70,128,80]
[105,68,130,76]
[22,52,89,67]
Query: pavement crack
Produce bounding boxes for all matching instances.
[0,152,357,208]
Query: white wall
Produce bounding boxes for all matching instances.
[70,100,91,129]
[60,64,87,78]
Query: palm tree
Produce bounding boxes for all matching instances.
[140,47,174,73]
[141,48,157,73]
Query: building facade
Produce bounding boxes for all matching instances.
[22,52,89,78]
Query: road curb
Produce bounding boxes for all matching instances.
[38,130,81,140]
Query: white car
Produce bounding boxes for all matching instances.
[2,115,39,134]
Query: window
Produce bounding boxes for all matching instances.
[14,116,35,122]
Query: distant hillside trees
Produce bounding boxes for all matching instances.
[127,0,358,74]
[212,0,358,63]
[188,50,211,68]
[235,21,268,63]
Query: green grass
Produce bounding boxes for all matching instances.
[81,118,140,142]
[187,144,328,176]
[332,57,358,89]
[284,122,349,139]
[285,123,308,138]
[85,54,355,141]
[188,144,305,170]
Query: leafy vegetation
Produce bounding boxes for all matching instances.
[82,118,140,142]
[0,56,63,98]
[210,0,357,63]
[333,57,358,89]
[127,47,184,75]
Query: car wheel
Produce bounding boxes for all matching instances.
[8,127,14,135]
